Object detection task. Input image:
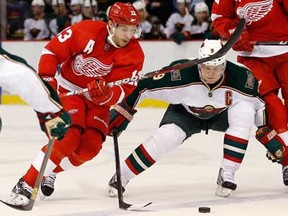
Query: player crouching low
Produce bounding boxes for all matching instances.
[106,39,288,199]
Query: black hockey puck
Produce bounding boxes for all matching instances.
[198,207,211,213]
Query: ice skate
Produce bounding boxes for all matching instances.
[6,178,32,206]
[215,167,237,197]
[107,173,129,197]
[40,172,56,199]
[282,166,288,186]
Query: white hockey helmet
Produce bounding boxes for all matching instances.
[133,0,146,10]
[194,2,209,13]
[198,39,226,67]
[31,0,45,6]
[70,0,83,6]
[52,0,65,6]
[83,0,97,7]
[177,0,191,3]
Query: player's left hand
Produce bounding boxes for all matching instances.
[108,101,137,136]
[87,78,113,106]
[232,29,254,52]
[37,109,71,140]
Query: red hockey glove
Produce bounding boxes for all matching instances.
[108,101,137,136]
[42,76,58,91]
[87,78,113,106]
[256,126,286,162]
[232,29,253,52]
[37,109,71,140]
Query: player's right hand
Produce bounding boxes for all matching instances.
[108,101,137,136]
[87,78,113,106]
[256,126,286,163]
[232,29,253,52]
[37,109,71,140]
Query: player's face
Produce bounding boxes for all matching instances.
[138,8,148,22]
[195,11,208,22]
[199,64,225,84]
[112,24,137,47]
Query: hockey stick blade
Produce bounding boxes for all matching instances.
[0,199,31,211]
[121,200,152,211]
[60,18,245,98]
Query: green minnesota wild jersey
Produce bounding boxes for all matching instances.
[125,59,266,124]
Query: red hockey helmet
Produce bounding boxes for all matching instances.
[108,2,141,26]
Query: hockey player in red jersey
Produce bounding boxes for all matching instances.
[6,2,144,206]
[211,0,288,186]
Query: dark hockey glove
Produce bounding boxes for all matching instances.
[37,109,71,140]
[266,151,281,164]
[256,126,285,163]
[108,101,137,136]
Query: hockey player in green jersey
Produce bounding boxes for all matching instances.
[0,44,70,140]
[104,39,287,198]
[0,44,71,206]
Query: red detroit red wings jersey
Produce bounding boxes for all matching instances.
[38,20,144,104]
[212,0,288,41]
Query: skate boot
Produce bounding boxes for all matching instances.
[6,178,32,206]
[107,173,129,197]
[215,167,237,197]
[282,166,288,186]
[41,172,56,197]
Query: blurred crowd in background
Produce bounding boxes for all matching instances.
[5,0,220,44]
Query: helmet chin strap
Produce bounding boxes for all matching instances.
[106,25,121,48]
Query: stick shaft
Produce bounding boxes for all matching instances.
[112,129,125,208]
[250,41,288,46]
[23,138,55,210]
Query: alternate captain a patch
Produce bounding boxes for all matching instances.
[171,69,181,81]
[245,71,255,89]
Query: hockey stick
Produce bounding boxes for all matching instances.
[250,41,288,46]
[111,129,152,210]
[60,18,246,98]
[0,138,55,211]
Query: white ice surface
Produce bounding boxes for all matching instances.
[0,105,287,216]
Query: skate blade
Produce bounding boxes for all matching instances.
[215,185,231,198]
